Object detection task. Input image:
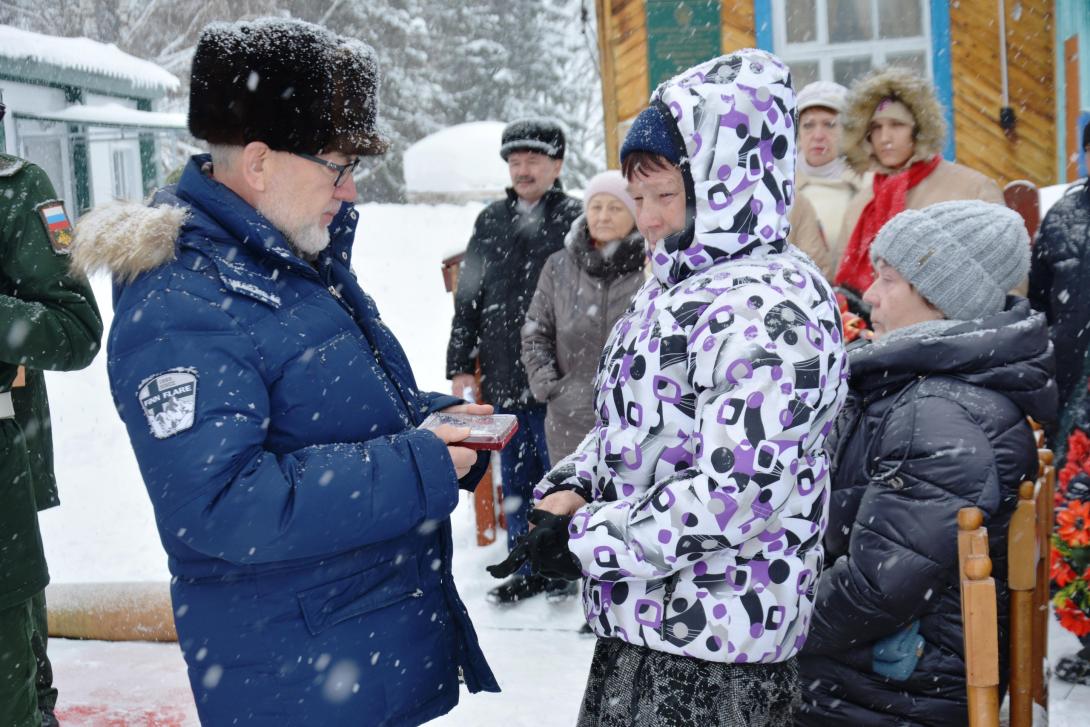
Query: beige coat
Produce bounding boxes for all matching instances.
[836,160,1003,255]
[787,192,831,278]
[797,168,866,274]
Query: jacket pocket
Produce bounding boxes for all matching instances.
[297,555,423,636]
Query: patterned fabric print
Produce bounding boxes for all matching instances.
[535,48,849,666]
[650,50,797,288]
[576,638,800,727]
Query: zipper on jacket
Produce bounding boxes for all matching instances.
[600,277,610,352]
[319,267,417,420]
[659,574,679,641]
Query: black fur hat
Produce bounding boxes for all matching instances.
[499,118,566,161]
[188,18,388,156]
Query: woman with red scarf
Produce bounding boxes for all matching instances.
[834,67,1004,299]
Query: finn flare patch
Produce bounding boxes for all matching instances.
[139,369,198,439]
[36,200,74,254]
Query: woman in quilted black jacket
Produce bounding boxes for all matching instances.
[796,200,1056,726]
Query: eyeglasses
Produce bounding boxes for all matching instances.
[292,152,360,187]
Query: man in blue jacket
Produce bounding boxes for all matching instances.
[70,18,498,726]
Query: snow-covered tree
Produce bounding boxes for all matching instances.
[0,0,605,200]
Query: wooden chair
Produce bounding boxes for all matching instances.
[959,506,1000,727]
[1003,180,1041,241]
[1007,480,1040,726]
[1032,435,1055,709]
[961,429,1054,727]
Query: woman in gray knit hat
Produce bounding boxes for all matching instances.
[796,200,1057,726]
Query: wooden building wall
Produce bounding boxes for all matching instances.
[949,0,1056,187]
[597,1,1056,185]
[597,0,755,168]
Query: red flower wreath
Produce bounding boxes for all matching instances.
[1052,427,1090,638]
[1052,547,1077,588]
[1057,599,1090,638]
[1058,500,1090,548]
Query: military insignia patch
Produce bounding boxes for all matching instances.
[138,369,198,439]
[36,200,74,254]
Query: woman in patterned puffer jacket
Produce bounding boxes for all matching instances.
[530,50,849,726]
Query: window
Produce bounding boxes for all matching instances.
[21,135,69,202]
[111,147,138,200]
[773,0,932,89]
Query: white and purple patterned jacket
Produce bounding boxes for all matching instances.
[535,49,849,664]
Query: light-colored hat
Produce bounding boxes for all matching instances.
[870,201,1030,321]
[797,81,849,114]
[583,170,637,220]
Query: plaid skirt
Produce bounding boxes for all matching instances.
[576,638,800,727]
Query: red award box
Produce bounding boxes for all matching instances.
[419,412,519,451]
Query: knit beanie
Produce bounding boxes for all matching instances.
[619,102,685,167]
[870,200,1029,321]
[583,170,637,220]
[499,118,566,160]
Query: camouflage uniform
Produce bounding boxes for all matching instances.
[0,153,102,727]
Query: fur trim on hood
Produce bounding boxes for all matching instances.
[841,66,947,175]
[70,201,186,283]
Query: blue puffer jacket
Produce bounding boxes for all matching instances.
[74,155,498,726]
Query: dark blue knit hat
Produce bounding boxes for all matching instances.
[620,103,684,167]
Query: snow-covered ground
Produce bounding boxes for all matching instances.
[39,201,1090,724]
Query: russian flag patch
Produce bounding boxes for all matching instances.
[35,200,73,254]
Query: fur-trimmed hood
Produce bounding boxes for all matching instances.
[841,66,947,175]
[70,200,186,283]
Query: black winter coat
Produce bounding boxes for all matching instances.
[446,184,581,408]
[1029,181,1090,406]
[797,299,1056,727]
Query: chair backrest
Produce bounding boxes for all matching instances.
[1004,180,1041,241]
[1032,441,1054,708]
[1007,481,1038,727]
[959,506,1000,727]
[961,423,1053,727]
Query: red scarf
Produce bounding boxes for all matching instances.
[834,155,942,293]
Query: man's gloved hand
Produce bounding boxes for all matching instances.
[486,510,582,581]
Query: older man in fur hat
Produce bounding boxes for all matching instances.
[71,18,498,725]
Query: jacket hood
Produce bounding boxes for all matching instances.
[71,154,357,282]
[564,214,645,278]
[70,198,186,283]
[848,297,1057,423]
[842,66,947,175]
[649,49,797,286]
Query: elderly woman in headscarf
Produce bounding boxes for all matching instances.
[521,171,647,465]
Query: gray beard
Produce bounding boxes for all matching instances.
[256,202,331,258]
[282,223,330,258]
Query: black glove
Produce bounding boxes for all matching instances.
[486,510,582,581]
